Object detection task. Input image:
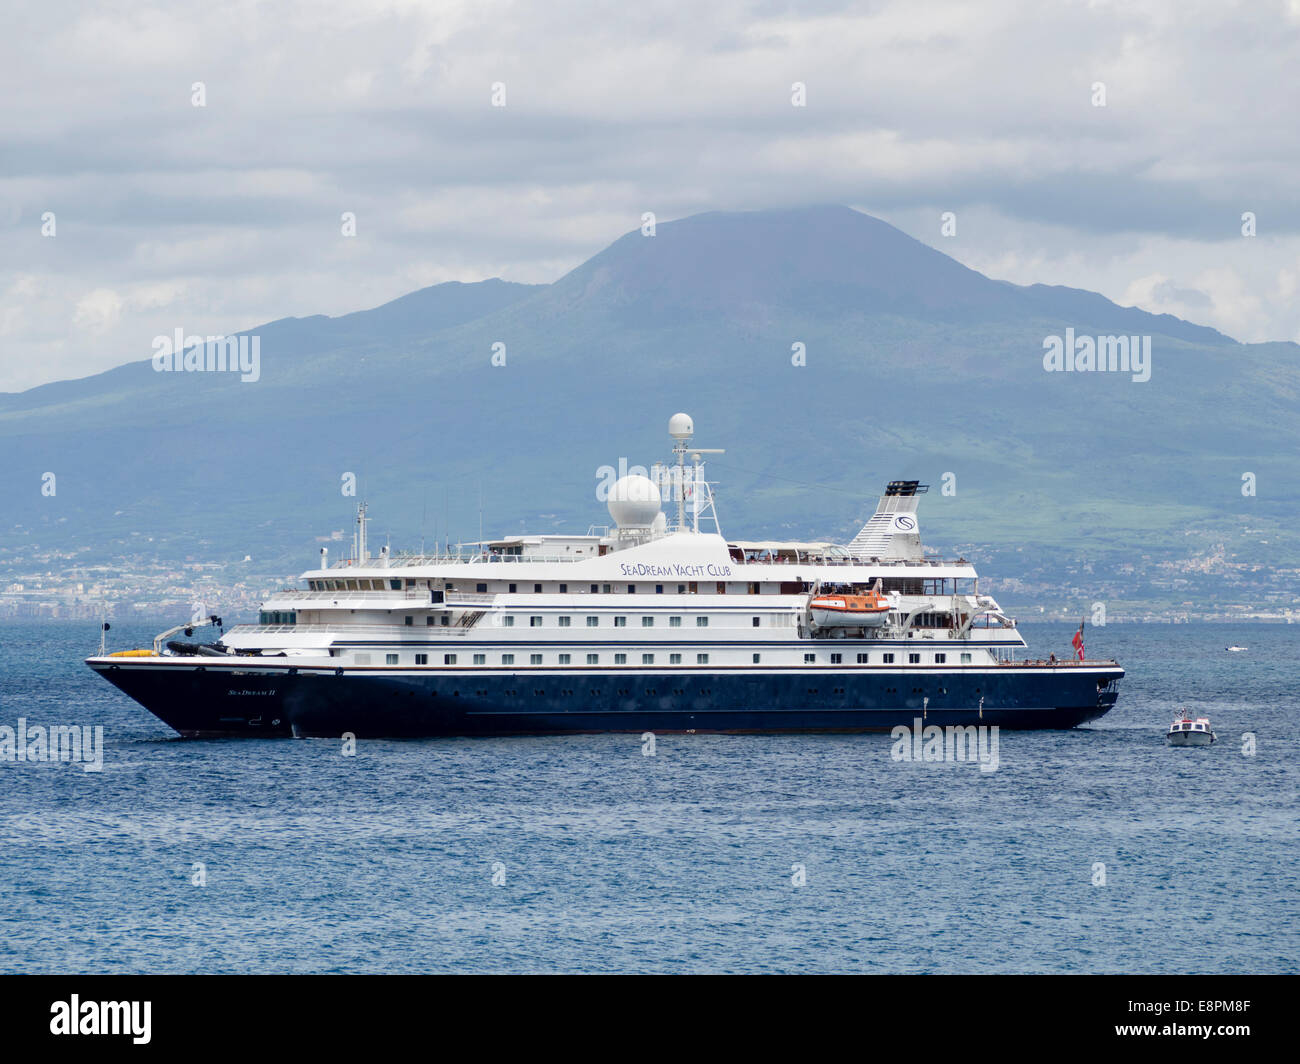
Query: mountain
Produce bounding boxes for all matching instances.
[2,205,1296,611]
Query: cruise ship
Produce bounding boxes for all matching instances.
[87,414,1123,737]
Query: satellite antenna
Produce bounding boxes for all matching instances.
[667,413,723,532]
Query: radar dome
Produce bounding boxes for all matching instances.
[608,474,662,528]
[669,412,694,439]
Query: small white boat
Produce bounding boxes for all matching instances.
[1167,714,1215,746]
[1225,645,1247,652]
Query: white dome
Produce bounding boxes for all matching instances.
[608,474,662,528]
[669,412,694,440]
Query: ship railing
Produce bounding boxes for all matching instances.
[265,589,432,603]
[228,623,478,638]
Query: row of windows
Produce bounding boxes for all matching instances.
[373,650,976,666]
[312,579,776,595]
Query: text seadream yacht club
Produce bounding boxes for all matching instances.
[88,414,1123,737]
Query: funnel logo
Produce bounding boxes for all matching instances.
[893,515,916,532]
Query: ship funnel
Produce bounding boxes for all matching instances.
[847,481,928,561]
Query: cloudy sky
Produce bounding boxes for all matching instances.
[2,0,1298,392]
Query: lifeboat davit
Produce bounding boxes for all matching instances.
[809,589,892,628]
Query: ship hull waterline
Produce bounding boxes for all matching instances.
[88,658,1123,739]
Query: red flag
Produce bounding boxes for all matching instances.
[1071,619,1085,661]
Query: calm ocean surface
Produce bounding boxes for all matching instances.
[0,620,1295,974]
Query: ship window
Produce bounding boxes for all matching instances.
[445,583,453,591]
[883,653,894,664]
[642,654,654,665]
[753,653,761,664]
[696,653,709,664]
[642,616,654,627]
[426,616,434,625]
[445,654,457,665]
[559,584,567,593]
[586,616,598,627]
[602,584,611,594]
[804,653,816,664]
[677,584,686,594]
[688,582,698,593]
[500,615,513,627]
[405,616,413,626]
[473,654,486,665]
[415,654,428,665]
[908,653,920,664]
[586,654,598,665]
[748,583,758,595]
[855,653,867,663]
[502,654,515,665]
[615,653,627,664]
[614,616,627,627]
[476,583,487,593]
[960,653,972,663]
[530,616,543,627]
[440,615,450,626]
[670,616,682,627]
[558,654,571,665]
[831,653,842,664]
[386,654,399,665]
[590,584,598,593]
[716,582,726,594]
[534,584,542,593]
[752,616,760,627]
[670,653,682,664]
[390,580,402,591]
[559,616,571,627]
[530,654,542,665]
[509,583,517,593]
[696,616,709,627]
[935,653,946,664]
[627,584,636,594]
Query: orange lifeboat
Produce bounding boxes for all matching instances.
[809,588,892,627]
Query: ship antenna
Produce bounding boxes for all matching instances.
[667,413,723,532]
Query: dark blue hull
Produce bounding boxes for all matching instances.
[88,660,1123,738]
